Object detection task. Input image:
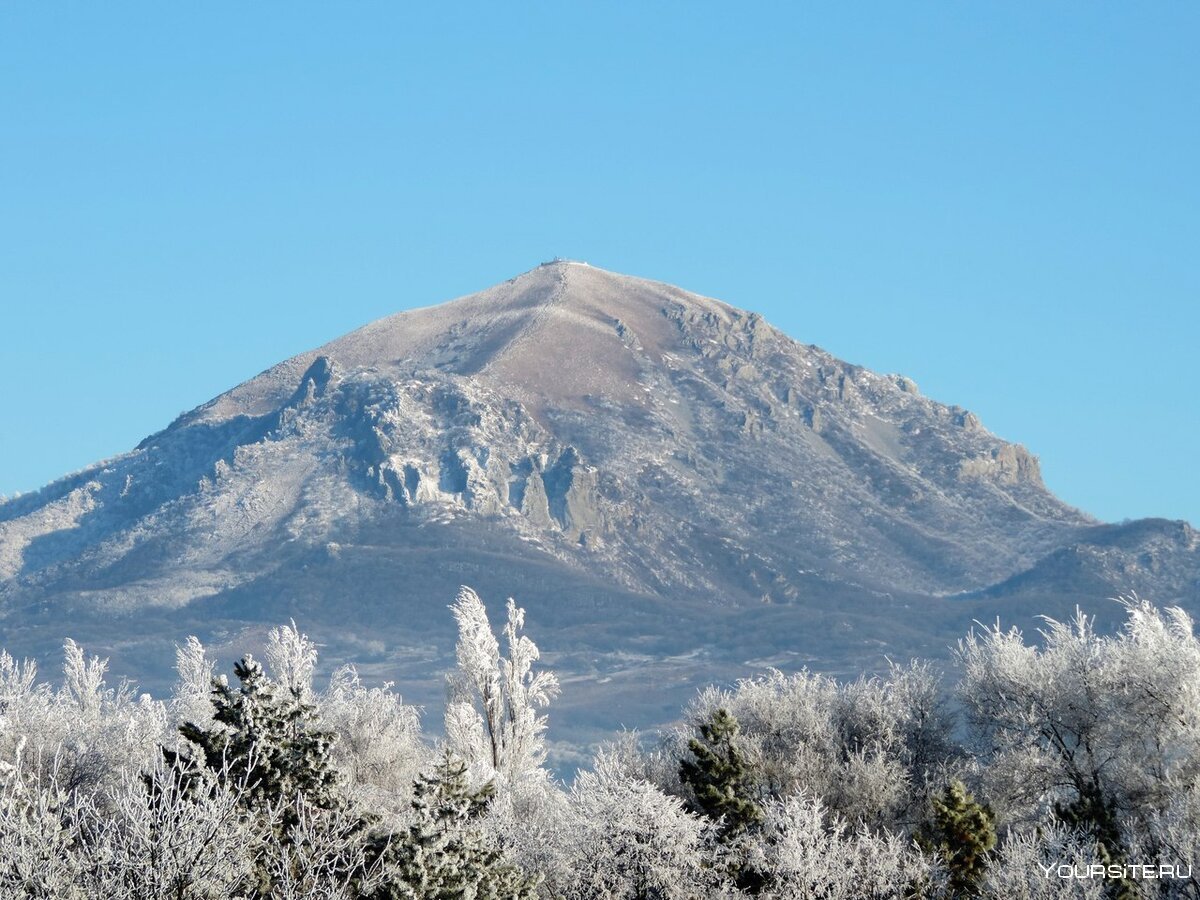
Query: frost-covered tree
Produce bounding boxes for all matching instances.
[258,794,386,900]
[479,767,577,895]
[172,636,216,731]
[80,755,259,899]
[1128,786,1200,899]
[171,654,343,819]
[370,749,538,900]
[0,642,167,797]
[555,750,728,900]
[0,748,261,900]
[979,825,1107,900]
[667,661,957,830]
[2,596,1198,897]
[746,793,939,900]
[958,597,1200,859]
[918,780,995,898]
[321,663,427,815]
[265,620,319,702]
[444,587,559,786]
[0,752,87,899]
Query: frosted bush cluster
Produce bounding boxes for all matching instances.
[0,592,1198,898]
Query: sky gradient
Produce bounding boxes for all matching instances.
[1,4,1197,525]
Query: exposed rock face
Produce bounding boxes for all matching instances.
[0,261,1195,748]
[957,444,1042,486]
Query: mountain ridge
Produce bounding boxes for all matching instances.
[1,262,1195,747]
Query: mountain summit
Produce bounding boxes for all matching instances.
[2,263,1196,744]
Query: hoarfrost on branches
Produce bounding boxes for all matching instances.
[0,589,1196,897]
[266,619,319,701]
[747,794,940,900]
[555,750,729,900]
[958,597,1200,831]
[445,587,560,787]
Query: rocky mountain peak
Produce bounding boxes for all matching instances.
[0,264,1194,745]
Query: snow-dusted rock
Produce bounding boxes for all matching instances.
[0,261,1195,745]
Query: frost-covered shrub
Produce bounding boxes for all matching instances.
[257,795,384,900]
[553,751,729,900]
[747,794,941,900]
[981,825,1108,900]
[481,771,577,896]
[665,661,957,829]
[0,642,168,798]
[77,755,260,899]
[322,663,427,817]
[958,597,1200,843]
[1127,785,1200,899]
[0,752,87,899]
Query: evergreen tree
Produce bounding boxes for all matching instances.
[1055,783,1139,900]
[679,707,762,838]
[918,780,995,898]
[680,707,765,894]
[153,654,356,898]
[369,749,538,899]
[165,654,343,818]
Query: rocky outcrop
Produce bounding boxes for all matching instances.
[0,262,1192,748]
[956,444,1042,487]
[953,409,981,431]
[544,447,602,541]
[288,355,337,407]
[519,467,553,529]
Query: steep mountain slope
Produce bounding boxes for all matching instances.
[1,262,1196,749]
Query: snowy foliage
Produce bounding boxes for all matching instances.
[321,664,427,816]
[445,587,559,787]
[0,642,167,797]
[662,660,958,830]
[80,757,260,898]
[173,635,216,730]
[958,597,1200,837]
[979,825,1108,900]
[1128,787,1200,898]
[746,794,940,900]
[265,620,319,701]
[0,590,1197,897]
[554,751,728,900]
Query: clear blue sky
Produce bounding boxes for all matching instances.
[1,4,1196,525]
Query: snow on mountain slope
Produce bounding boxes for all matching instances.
[1,261,1196,747]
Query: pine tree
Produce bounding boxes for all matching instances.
[680,707,765,894]
[368,749,538,899]
[679,708,762,838]
[918,780,996,898]
[165,654,343,819]
[152,654,355,898]
[1055,783,1139,900]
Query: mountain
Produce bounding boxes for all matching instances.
[2,261,1197,752]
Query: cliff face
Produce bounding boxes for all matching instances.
[1,262,1195,746]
